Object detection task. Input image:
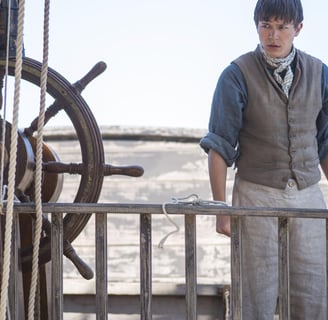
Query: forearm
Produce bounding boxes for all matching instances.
[208,149,230,236]
[208,149,227,201]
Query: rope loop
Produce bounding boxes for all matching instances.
[158,194,228,248]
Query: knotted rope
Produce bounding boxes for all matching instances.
[158,194,227,248]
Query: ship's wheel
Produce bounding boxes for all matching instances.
[0,57,143,276]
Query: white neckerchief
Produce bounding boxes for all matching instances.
[261,46,296,97]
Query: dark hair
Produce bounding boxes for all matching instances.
[254,0,303,27]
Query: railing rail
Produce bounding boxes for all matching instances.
[6,203,328,319]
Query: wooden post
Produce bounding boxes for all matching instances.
[231,216,242,320]
[140,213,152,319]
[278,217,290,320]
[51,212,63,320]
[185,214,197,320]
[96,213,108,320]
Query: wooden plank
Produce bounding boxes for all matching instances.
[51,212,63,320]
[278,217,290,320]
[9,212,21,320]
[185,214,197,320]
[10,203,328,219]
[140,213,152,319]
[95,213,108,320]
[231,216,242,320]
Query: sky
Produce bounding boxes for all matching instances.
[6,0,328,130]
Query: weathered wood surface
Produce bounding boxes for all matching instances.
[278,217,290,319]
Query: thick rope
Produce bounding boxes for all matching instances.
[0,0,12,208]
[0,0,25,318]
[158,194,228,248]
[27,0,50,318]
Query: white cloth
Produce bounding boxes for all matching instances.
[261,46,296,97]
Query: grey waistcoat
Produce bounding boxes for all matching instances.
[234,46,323,190]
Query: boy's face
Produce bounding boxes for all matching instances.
[257,18,303,58]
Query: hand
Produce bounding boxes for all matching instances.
[216,215,231,237]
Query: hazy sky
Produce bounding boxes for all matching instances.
[9,1,328,130]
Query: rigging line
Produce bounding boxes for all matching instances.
[27,0,50,319]
[0,0,25,318]
[0,0,13,208]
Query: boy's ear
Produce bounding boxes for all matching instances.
[295,22,303,36]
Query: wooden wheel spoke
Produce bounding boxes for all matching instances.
[24,61,106,137]
[44,161,144,177]
[43,161,86,175]
[24,100,64,136]
[103,163,144,177]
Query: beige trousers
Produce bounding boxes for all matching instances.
[232,176,327,320]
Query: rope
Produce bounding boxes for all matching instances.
[0,0,12,210]
[158,202,180,249]
[224,285,230,320]
[27,0,50,319]
[158,194,228,248]
[0,0,26,318]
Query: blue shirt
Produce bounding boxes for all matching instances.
[200,62,328,167]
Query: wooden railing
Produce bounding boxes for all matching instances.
[8,202,328,319]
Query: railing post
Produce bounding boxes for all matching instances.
[96,213,108,320]
[231,216,242,320]
[9,212,19,320]
[140,213,152,320]
[51,212,63,320]
[278,217,290,320]
[185,214,197,320]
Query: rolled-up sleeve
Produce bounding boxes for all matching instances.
[200,63,247,167]
[317,64,328,161]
